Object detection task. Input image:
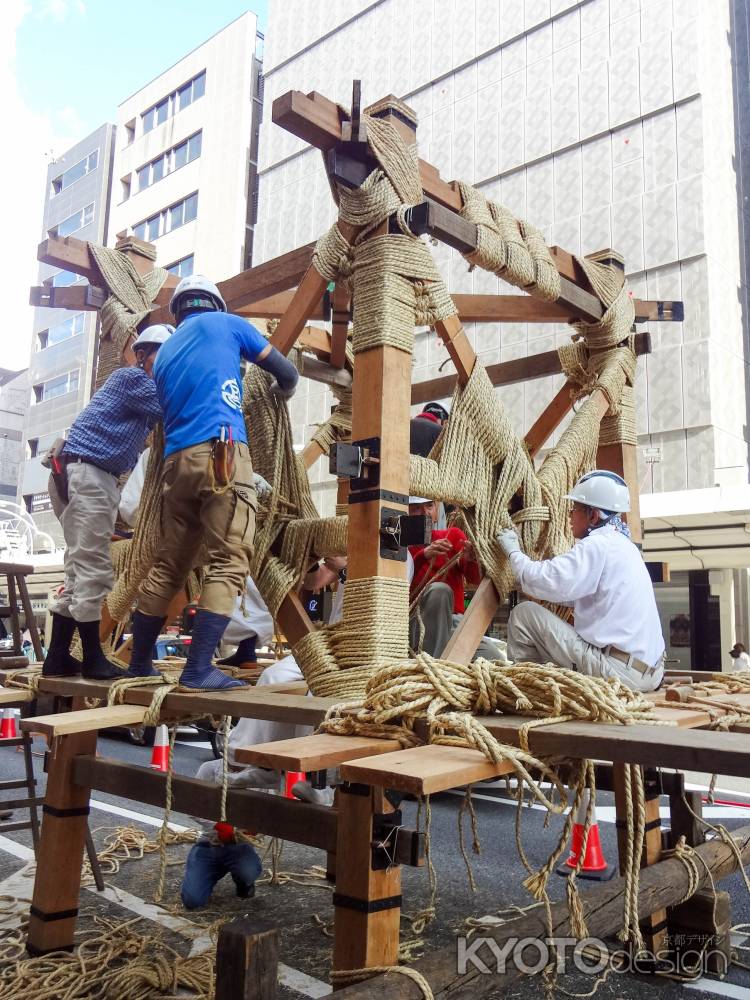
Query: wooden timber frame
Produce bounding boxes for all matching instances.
[22,84,743,989]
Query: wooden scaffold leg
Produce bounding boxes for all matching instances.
[27,730,96,954]
[332,783,401,982]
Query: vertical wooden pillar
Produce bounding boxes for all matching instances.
[27,731,96,954]
[333,784,401,977]
[215,918,279,1000]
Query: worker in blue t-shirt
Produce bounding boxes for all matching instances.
[127,275,298,690]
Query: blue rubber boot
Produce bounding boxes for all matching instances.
[180,610,247,690]
[126,611,165,678]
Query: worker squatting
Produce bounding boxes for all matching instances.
[38,274,668,906]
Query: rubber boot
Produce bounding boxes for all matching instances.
[217,636,257,668]
[42,612,81,677]
[125,611,166,678]
[76,619,124,680]
[179,610,246,690]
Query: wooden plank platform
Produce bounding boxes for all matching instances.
[0,686,32,705]
[475,716,750,777]
[21,705,148,738]
[339,745,516,795]
[234,733,401,771]
[37,676,335,727]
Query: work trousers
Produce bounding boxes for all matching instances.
[138,441,257,618]
[181,841,262,909]
[409,582,503,661]
[48,462,120,623]
[506,601,663,694]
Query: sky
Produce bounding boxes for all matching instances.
[2,0,267,372]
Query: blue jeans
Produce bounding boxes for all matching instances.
[181,841,262,909]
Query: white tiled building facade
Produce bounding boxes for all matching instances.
[255,0,750,667]
[110,11,263,281]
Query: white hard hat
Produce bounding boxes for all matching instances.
[132,324,174,350]
[169,275,227,318]
[409,497,431,505]
[563,470,630,513]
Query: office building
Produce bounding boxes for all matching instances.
[21,123,116,544]
[109,11,264,282]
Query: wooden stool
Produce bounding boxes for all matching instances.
[0,692,42,850]
[0,562,45,664]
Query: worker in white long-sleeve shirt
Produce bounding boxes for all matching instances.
[497,470,665,693]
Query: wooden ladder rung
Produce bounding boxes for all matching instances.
[20,705,148,738]
[234,733,401,772]
[339,744,516,796]
[0,687,33,705]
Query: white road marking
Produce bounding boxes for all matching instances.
[278,965,332,997]
[0,833,34,860]
[89,798,190,831]
[685,980,750,998]
[175,740,213,750]
[448,791,750,821]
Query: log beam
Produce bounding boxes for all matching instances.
[333,821,750,998]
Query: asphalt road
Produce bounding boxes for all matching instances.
[1,724,749,999]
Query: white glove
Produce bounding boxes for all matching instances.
[497,527,521,557]
[253,472,272,498]
[270,380,296,400]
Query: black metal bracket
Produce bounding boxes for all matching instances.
[379,510,432,562]
[333,892,402,913]
[399,200,479,254]
[330,436,380,490]
[371,810,425,870]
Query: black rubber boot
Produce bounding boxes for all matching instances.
[76,619,124,680]
[125,611,166,677]
[42,612,81,677]
[179,610,246,690]
[217,636,257,667]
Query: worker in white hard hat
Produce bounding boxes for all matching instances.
[127,275,299,690]
[41,324,171,681]
[497,470,665,692]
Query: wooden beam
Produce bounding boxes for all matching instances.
[72,754,337,850]
[339,744,515,796]
[411,332,652,406]
[219,240,317,312]
[476,714,750,777]
[330,284,350,368]
[233,733,401,771]
[20,705,148,738]
[27,731,96,954]
[215,919,279,1000]
[38,674,336,727]
[333,785,401,975]
[29,284,106,311]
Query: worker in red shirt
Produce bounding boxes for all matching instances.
[408,497,502,661]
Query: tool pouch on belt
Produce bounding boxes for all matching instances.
[43,438,69,504]
[211,439,235,488]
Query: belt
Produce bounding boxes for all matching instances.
[64,454,117,478]
[605,645,663,677]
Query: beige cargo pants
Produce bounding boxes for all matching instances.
[48,461,120,622]
[138,441,257,618]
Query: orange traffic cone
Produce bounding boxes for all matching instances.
[150,725,170,772]
[284,770,306,799]
[0,708,18,739]
[556,789,614,881]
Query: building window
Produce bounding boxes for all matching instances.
[121,175,131,201]
[37,313,84,351]
[133,131,202,193]
[49,203,94,238]
[132,191,198,242]
[26,439,39,460]
[32,370,80,404]
[45,270,80,288]
[166,254,194,278]
[142,71,206,135]
[255,31,264,60]
[124,120,135,145]
[51,150,99,196]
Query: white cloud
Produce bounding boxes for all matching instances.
[34,0,86,21]
[1,0,85,371]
